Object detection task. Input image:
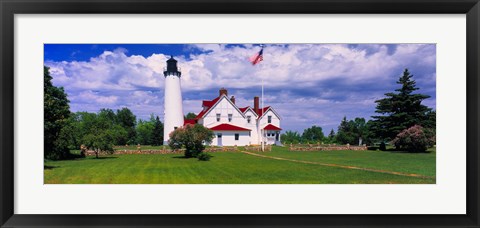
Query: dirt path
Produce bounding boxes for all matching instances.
[241,151,435,179]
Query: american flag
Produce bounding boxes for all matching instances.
[249,48,263,65]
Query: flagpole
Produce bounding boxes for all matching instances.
[262,75,264,152]
[249,44,265,152]
[261,44,265,152]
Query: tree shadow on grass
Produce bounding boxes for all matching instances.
[171,155,215,159]
[171,156,189,159]
[91,156,118,160]
[44,165,59,170]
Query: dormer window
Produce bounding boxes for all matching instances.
[268,116,272,123]
[247,116,251,123]
[228,114,233,122]
[216,113,221,122]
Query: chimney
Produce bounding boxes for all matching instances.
[254,96,260,114]
[230,96,236,104]
[219,88,228,97]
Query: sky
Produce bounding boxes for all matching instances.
[44,44,436,133]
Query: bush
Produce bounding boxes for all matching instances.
[391,125,435,152]
[197,152,212,161]
[168,124,215,158]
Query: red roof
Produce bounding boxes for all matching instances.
[193,94,275,120]
[196,96,221,119]
[255,106,270,118]
[239,107,249,113]
[263,124,282,131]
[209,123,251,131]
[184,119,196,126]
[202,97,220,108]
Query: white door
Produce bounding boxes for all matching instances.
[217,133,222,146]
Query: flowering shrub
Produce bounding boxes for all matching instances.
[391,125,435,152]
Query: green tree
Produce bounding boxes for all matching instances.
[301,125,324,143]
[79,112,128,158]
[72,112,97,145]
[352,118,372,145]
[58,115,80,151]
[116,107,137,144]
[82,131,115,159]
[98,108,116,123]
[96,109,128,145]
[336,117,374,145]
[280,131,302,144]
[136,119,155,145]
[423,110,436,129]
[44,66,71,160]
[185,112,197,119]
[324,129,336,144]
[336,116,356,145]
[168,124,215,159]
[370,69,434,142]
[152,116,164,146]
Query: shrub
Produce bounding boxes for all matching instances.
[391,125,435,152]
[197,152,212,161]
[168,124,215,158]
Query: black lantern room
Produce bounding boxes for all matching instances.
[164,56,181,77]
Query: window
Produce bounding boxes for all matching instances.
[247,115,251,123]
[268,116,272,123]
[228,114,233,122]
[235,133,239,141]
[216,113,220,122]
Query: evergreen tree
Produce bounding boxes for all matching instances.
[335,117,373,145]
[370,69,433,141]
[336,116,356,145]
[152,116,164,146]
[44,66,71,159]
[327,129,336,142]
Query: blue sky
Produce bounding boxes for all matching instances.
[44,44,436,133]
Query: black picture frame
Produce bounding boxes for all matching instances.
[1,0,479,227]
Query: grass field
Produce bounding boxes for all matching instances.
[44,146,435,184]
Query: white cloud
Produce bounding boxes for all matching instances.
[46,44,436,132]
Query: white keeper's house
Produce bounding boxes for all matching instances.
[162,56,282,146]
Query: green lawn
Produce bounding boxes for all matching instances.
[44,147,435,184]
[250,146,436,177]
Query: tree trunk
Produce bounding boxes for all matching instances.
[95,149,99,159]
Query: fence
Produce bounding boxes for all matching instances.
[204,146,239,152]
[244,145,272,152]
[288,143,367,151]
[82,145,240,156]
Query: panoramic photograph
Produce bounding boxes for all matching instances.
[44,43,436,184]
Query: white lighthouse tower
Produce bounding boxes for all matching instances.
[163,56,184,145]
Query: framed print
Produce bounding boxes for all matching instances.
[1,0,479,227]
